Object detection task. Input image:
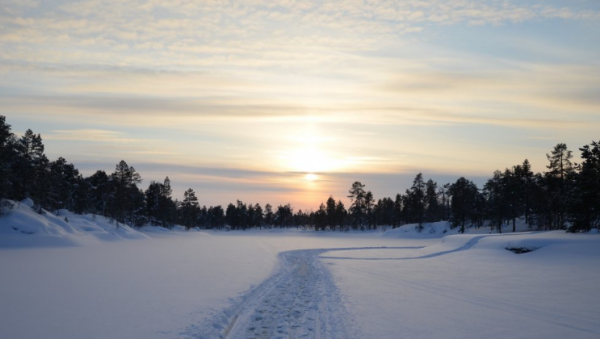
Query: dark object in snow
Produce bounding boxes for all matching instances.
[506,247,535,254]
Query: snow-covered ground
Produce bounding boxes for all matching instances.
[1,202,599,339]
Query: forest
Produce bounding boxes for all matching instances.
[1,115,599,233]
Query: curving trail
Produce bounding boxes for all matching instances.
[186,239,494,339]
[188,246,418,339]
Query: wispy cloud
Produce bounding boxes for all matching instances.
[0,0,599,208]
[44,129,151,143]
[1,0,598,71]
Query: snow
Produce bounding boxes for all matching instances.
[1,204,599,339]
[322,232,600,339]
[0,200,148,248]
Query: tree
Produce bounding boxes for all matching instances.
[47,157,81,213]
[180,188,200,230]
[439,183,451,221]
[393,193,403,227]
[225,203,237,229]
[0,116,16,212]
[237,200,248,230]
[274,204,294,227]
[502,168,521,232]
[253,203,264,229]
[264,203,274,227]
[545,143,574,229]
[314,203,327,231]
[348,181,367,229]
[365,191,375,229]
[88,170,110,215]
[570,140,600,232]
[374,197,394,228]
[335,200,347,231]
[110,160,142,225]
[516,159,535,225]
[406,173,426,230]
[325,196,337,228]
[425,179,440,222]
[207,205,225,229]
[12,129,49,211]
[449,177,480,233]
[484,171,506,233]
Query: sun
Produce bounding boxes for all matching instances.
[304,173,319,181]
[284,132,339,174]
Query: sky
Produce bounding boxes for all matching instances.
[1,0,599,210]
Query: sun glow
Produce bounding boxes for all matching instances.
[282,130,341,174]
[304,173,319,181]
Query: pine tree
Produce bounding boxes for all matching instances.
[393,194,403,227]
[13,129,49,211]
[449,177,480,233]
[407,173,426,231]
[335,200,347,231]
[275,204,294,228]
[425,179,440,222]
[110,160,142,225]
[264,203,274,227]
[237,200,248,230]
[365,191,374,229]
[48,157,81,214]
[502,168,521,232]
[546,143,574,229]
[181,188,199,230]
[517,159,535,225]
[325,196,336,228]
[315,203,327,231]
[88,170,110,215]
[253,203,263,229]
[225,203,237,229]
[347,181,367,230]
[570,141,600,232]
[0,116,16,212]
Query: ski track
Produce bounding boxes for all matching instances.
[185,236,505,339]
[184,246,419,339]
[320,234,518,261]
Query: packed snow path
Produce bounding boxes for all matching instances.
[226,248,351,339]
[191,246,421,339]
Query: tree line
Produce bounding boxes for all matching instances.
[1,116,599,232]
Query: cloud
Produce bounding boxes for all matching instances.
[0,0,598,209]
[1,0,598,72]
[44,129,151,143]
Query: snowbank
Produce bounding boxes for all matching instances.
[382,217,537,240]
[382,221,453,238]
[0,200,148,248]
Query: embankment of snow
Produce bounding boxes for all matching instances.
[381,221,453,239]
[0,200,148,248]
[382,217,537,239]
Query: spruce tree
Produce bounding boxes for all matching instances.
[110,160,142,225]
[325,196,336,228]
[546,143,574,229]
[570,141,600,232]
[408,173,426,231]
[347,181,367,230]
[0,116,16,212]
[335,200,347,231]
[425,179,440,222]
[181,188,199,230]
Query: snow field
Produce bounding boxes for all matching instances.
[322,232,600,339]
[1,204,599,339]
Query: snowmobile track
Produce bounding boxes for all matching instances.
[188,246,419,339]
